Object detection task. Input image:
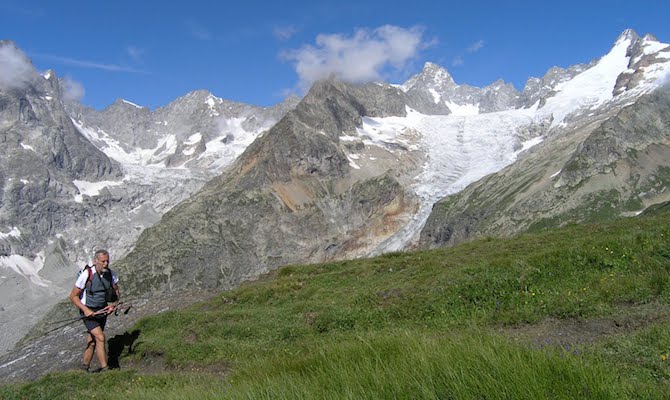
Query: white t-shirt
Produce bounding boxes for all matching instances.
[75,267,119,306]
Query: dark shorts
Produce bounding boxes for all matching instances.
[80,308,108,332]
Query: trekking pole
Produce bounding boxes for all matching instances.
[46,315,85,325]
[46,308,110,325]
[42,307,130,336]
[43,318,83,335]
[47,302,132,326]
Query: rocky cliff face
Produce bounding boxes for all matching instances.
[419,84,670,248]
[0,42,122,270]
[613,31,670,96]
[518,63,592,109]
[114,79,420,295]
[402,62,521,114]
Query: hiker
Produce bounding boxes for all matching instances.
[68,249,120,373]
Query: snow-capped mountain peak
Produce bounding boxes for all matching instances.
[616,28,640,44]
[402,62,457,92]
[399,61,520,115]
[518,29,669,128]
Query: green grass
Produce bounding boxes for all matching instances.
[223,330,632,399]
[2,207,670,399]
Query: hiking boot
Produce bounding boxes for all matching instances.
[81,364,90,372]
[89,366,109,373]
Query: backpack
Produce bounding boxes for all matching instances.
[79,265,118,303]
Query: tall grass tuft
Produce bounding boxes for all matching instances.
[220,330,633,399]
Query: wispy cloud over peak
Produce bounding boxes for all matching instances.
[282,25,427,91]
[0,44,36,90]
[61,76,85,102]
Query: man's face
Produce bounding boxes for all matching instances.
[95,254,110,271]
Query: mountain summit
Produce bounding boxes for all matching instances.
[401,61,520,115]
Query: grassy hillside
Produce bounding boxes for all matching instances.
[2,207,670,399]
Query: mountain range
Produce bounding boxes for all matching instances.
[0,28,669,361]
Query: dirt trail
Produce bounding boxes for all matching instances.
[498,302,670,351]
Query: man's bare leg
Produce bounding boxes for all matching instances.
[88,326,108,369]
[83,333,96,368]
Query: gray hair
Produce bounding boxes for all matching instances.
[94,249,109,260]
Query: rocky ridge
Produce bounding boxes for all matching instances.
[401,62,521,114]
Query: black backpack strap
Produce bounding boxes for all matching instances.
[79,265,94,299]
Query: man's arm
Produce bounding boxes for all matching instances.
[69,287,94,317]
[111,283,120,307]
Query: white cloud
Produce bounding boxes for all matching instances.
[452,56,464,66]
[467,39,485,53]
[273,25,299,41]
[282,25,426,91]
[0,43,36,90]
[61,76,85,102]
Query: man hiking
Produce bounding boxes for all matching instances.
[69,250,120,373]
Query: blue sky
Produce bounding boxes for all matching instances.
[2,0,669,110]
